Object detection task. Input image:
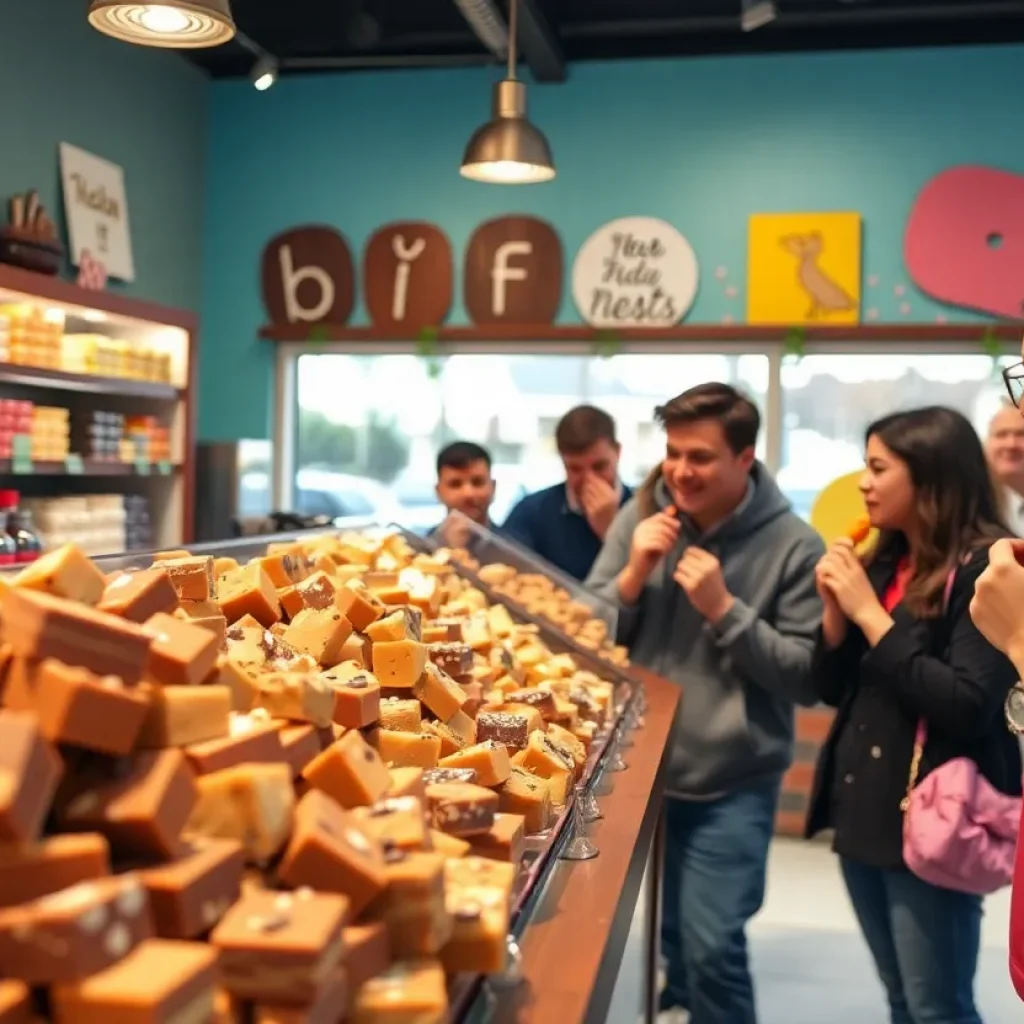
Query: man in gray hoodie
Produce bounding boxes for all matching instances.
[586,382,824,1024]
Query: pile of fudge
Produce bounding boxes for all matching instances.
[0,528,617,1023]
[446,553,628,667]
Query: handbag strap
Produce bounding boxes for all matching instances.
[900,563,959,812]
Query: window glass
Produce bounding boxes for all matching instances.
[294,351,769,530]
[779,353,1013,521]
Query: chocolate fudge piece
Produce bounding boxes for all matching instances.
[424,782,498,838]
[475,711,530,753]
[426,642,474,678]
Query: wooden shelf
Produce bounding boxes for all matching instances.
[259,322,1024,344]
[0,460,180,478]
[0,364,180,401]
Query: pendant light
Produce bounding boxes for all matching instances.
[459,0,556,184]
[87,1,235,48]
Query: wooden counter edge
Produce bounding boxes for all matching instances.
[507,667,680,1024]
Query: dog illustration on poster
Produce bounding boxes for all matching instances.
[747,212,862,325]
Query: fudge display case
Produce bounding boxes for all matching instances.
[0,264,196,553]
[2,528,678,1023]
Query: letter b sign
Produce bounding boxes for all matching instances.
[261,226,355,328]
[464,216,562,325]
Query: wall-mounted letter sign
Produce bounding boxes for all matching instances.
[261,225,355,327]
[572,216,698,328]
[464,216,562,325]
[363,221,453,331]
[905,165,1024,320]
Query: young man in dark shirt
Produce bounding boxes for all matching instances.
[427,441,500,549]
[502,406,632,580]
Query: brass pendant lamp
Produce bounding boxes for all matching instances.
[459,0,556,184]
[87,0,236,48]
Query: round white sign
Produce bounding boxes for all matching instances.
[572,216,699,328]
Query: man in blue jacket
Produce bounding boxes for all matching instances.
[587,383,823,1024]
[503,405,632,580]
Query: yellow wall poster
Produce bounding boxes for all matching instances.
[747,212,861,325]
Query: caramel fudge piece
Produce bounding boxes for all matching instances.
[445,709,477,748]
[412,663,467,721]
[0,833,110,909]
[425,782,498,838]
[336,580,385,633]
[140,838,244,939]
[343,922,391,1007]
[444,854,516,895]
[143,612,220,687]
[2,588,152,684]
[161,556,216,602]
[301,729,390,809]
[517,728,577,779]
[99,568,179,623]
[137,685,232,748]
[187,762,294,865]
[421,720,467,759]
[57,749,196,860]
[488,700,544,734]
[352,960,447,1024]
[185,712,285,775]
[277,585,304,622]
[468,812,526,865]
[227,627,318,677]
[278,790,386,915]
[0,981,31,1024]
[294,571,344,613]
[442,885,511,975]
[430,829,471,858]
[282,608,353,668]
[214,888,347,1005]
[387,767,426,803]
[427,642,473,678]
[365,606,421,643]
[13,543,106,606]
[338,631,373,668]
[0,710,63,842]
[476,711,529,753]
[372,639,427,690]
[254,672,334,728]
[0,873,153,983]
[547,722,588,771]
[324,663,381,730]
[208,657,259,714]
[178,597,229,636]
[438,740,511,788]
[254,969,346,1024]
[218,564,281,628]
[378,729,441,770]
[498,766,552,834]
[277,723,321,777]
[256,552,303,589]
[51,938,217,1024]
[423,767,478,786]
[379,697,421,733]
[351,795,429,853]
[31,659,150,756]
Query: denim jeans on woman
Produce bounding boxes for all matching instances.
[840,857,984,1024]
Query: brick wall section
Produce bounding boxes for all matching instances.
[775,707,836,837]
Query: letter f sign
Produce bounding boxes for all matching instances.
[491,241,533,316]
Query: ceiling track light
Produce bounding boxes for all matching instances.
[251,54,279,91]
[459,0,556,185]
[741,0,778,32]
[453,0,510,57]
[87,0,235,48]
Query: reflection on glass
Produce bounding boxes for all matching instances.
[779,354,1015,521]
[294,352,770,531]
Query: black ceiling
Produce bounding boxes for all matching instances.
[185,0,1024,82]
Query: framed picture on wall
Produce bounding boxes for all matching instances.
[59,142,135,282]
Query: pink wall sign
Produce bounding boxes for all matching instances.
[904,165,1024,319]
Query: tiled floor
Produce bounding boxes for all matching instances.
[604,838,1019,1022]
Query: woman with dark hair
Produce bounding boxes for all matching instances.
[805,405,1022,1024]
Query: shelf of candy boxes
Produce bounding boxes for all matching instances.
[0,526,637,1022]
[0,304,173,383]
[20,493,151,556]
[0,401,171,467]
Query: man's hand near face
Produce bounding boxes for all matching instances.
[579,474,620,539]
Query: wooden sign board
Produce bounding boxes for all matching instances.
[261,225,355,327]
[464,216,562,325]
[363,222,453,331]
[572,216,698,328]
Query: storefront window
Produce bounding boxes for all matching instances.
[293,351,769,530]
[779,353,1013,521]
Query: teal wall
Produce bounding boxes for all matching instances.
[0,0,208,311]
[202,44,1024,441]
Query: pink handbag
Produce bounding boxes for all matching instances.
[900,567,1022,895]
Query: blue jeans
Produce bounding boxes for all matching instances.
[660,778,780,1024]
[840,858,984,1024]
